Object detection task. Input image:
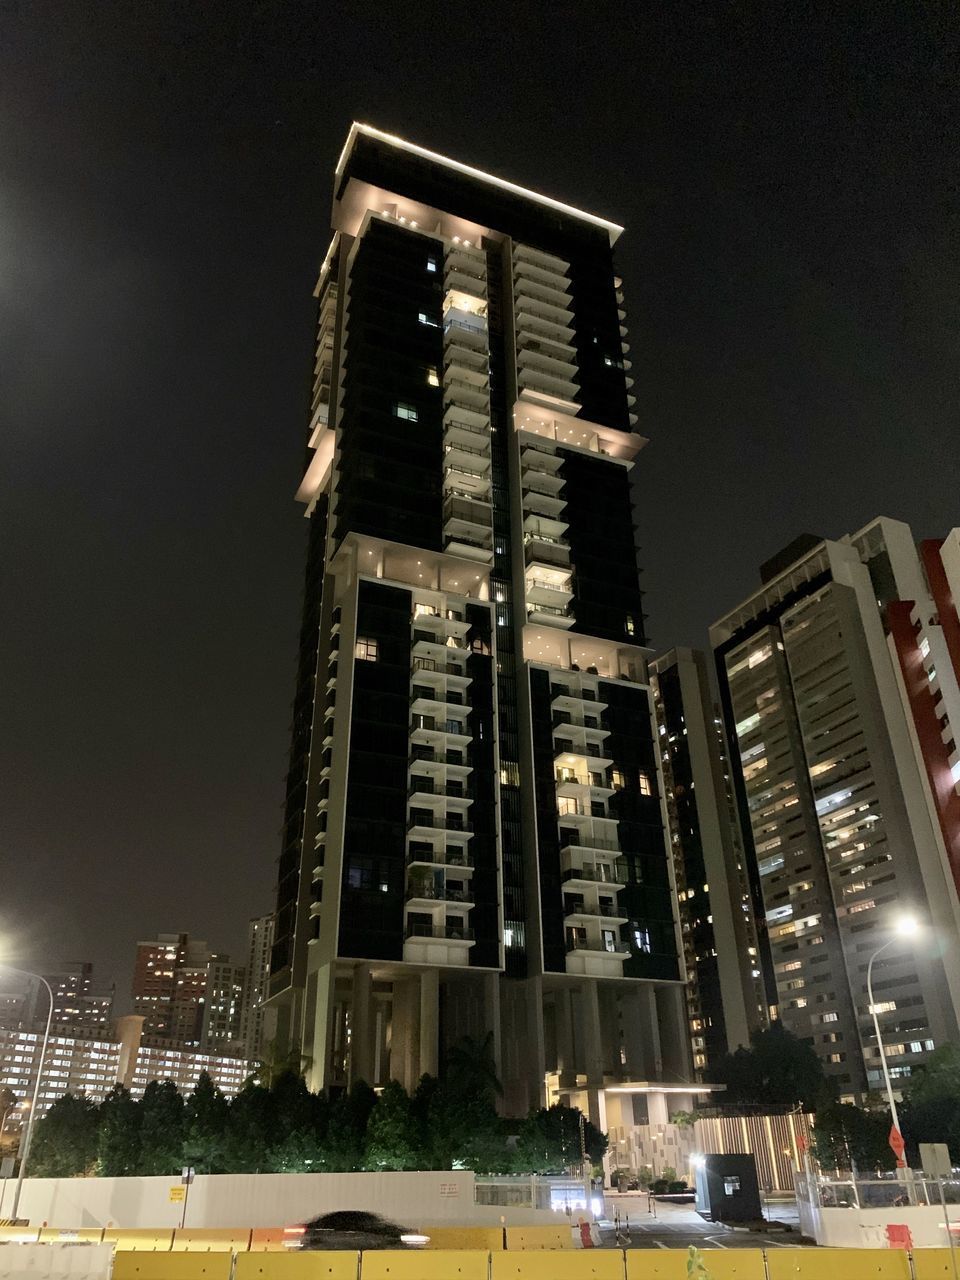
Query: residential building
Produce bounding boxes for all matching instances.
[239,914,276,1062]
[200,955,246,1054]
[29,962,114,1035]
[651,648,769,1075]
[0,1016,249,1132]
[710,518,960,1100]
[132,933,211,1047]
[266,123,690,1127]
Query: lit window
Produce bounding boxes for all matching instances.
[355,637,378,662]
[418,311,439,327]
[638,772,651,796]
[393,401,418,421]
[611,769,626,791]
[426,367,440,387]
[426,258,437,272]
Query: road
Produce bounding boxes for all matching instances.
[599,1193,813,1250]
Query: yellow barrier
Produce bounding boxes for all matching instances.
[914,1251,960,1280]
[421,1226,504,1250]
[113,1253,233,1279]
[105,1229,176,1251]
[236,1251,360,1279]
[492,1250,624,1280]
[627,1248,765,1280]
[0,1225,40,1243]
[360,1249,490,1280]
[39,1227,107,1244]
[504,1225,574,1250]
[172,1228,253,1252]
[766,1248,912,1280]
[249,1227,291,1251]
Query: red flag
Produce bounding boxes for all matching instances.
[889,1126,906,1167]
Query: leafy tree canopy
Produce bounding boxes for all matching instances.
[713,1023,825,1111]
[513,1104,607,1174]
[29,1093,99,1177]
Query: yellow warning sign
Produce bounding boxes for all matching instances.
[168,1186,186,1203]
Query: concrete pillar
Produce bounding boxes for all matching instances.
[618,988,647,1080]
[351,964,373,1086]
[581,981,605,1088]
[419,968,440,1079]
[555,986,576,1085]
[655,985,690,1080]
[525,976,547,1109]
[642,986,663,1078]
[391,978,420,1092]
[306,963,336,1093]
[483,973,502,1093]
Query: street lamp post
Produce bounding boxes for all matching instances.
[865,916,920,1169]
[4,969,54,1222]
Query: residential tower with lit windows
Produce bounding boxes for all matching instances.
[266,124,691,1124]
[710,520,960,1100]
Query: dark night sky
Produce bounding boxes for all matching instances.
[2,2,958,1001]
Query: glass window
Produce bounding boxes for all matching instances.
[638,772,651,796]
[355,637,378,661]
[426,257,438,272]
[393,401,418,421]
[418,311,439,327]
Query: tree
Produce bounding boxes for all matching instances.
[138,1080,185,1175]
[513,1104,607,1174]
[183,1072,229,1173]
[29,1094,99,1177]
[249,1038,308,1089]
[318,1081,377,1172]
[364,1080,419,1170]
[901,1043,960,1161]
[220,1083,273,1173]
[97,1085,142,1176]
[712,1023,825,1111]
[812,1100,895,1173]
[265,1070,327,1172]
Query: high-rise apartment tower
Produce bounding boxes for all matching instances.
[711,518,960,1101]
[267,125,689,1123]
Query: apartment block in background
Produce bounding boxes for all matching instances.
[711,518,960,1100]
[201,955,246,1054]
[266,124,690,1128]
[132,933,211,1047]
[240,914,276,1062]
[652,648,770,1076]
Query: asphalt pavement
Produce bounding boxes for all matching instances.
[599,1193,813,1250]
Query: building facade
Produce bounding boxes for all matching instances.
[267,124,689,1123]
[651,648,769,1076]
[0,1016,249,1133]
[710,518,960,1100]
[239,914,276,1062]
[31,962,114,1035]
[201,955,246,1054]
[132,933,211,1047]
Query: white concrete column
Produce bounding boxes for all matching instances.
[419,968,440,1079]
[351,964,373,1086]
[483,973,502,1093]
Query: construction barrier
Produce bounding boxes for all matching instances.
[626,1248,766,1280]
[0,1241,113,1279]
[913,1251,960,1280]
[105,1230,176,1252]
[113,1253,233,1279]
[236,1252,360,1279]
[504,1225,573,1250]
[360,1251,490,1280]
[420,1227,504,1251]
[39,1229,108,1244]
[766,1248,913,1280]
[0,1225,41,1243]
[248,1228,290,1252]
[492,1250,624,1279]
[171,1229,253,1252]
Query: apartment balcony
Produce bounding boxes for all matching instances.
[561,862,628,890]
[406,812,474,837]
[444,496,494,562]
[444,439,491,472]
[446,246,487,280]
[408,744,473,773]
[512,257,571,297]
[555,771,615,801]
[442,396,488,429]
[525,564,573,602]
[444,377,488,413]
[522,484,567,520]
[410,719,472,750]
[554,741,613,776]
[444,416,490,448]
[444,267,486,300]
[407,846,474,871]
[405,883,475,907]
[404,922,474,943]
[513,242,570,277]
[514,287,573,327]
[443,316,488,352]
[443,466,491,503]
[565,935,630,963]
[517,344,577,381]
[527,601,574,628]
[515,308,575,347]
[516,328,577,362]
[564,901,629,925]
[523,531,571,569]
[513,270,572,310]
[411,636,470,663]
[518,366,579,402]
[411,656,471,687]
[550,685,608,714]
[520,443,564,475]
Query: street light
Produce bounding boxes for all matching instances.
[1,967,53,1222]
[866,915,921,1166]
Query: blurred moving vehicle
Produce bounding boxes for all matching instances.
[285,1211,429,1250]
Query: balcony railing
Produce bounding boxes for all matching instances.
[405,923,475,941]
[407,782,472,799]
[562,864,628,886]
[406,885,474,903]
[407,815,473,833]
[445,417,488,437]
[407,849,474,868]
[526,599,571,618]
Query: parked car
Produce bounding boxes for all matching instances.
[286,1211,429,1251]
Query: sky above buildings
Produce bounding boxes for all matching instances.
[2,2,958,996]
